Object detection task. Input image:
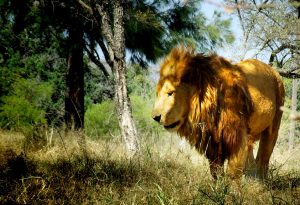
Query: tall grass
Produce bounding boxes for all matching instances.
[0,127,299,204]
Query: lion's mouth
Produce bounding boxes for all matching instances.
[164,121,180,129]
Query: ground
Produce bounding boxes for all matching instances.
[0,128,299,204]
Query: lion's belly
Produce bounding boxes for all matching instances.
[237,60,278,138]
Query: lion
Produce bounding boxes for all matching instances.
[152,46,285,179]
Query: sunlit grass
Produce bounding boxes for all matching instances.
[0,126,299,204]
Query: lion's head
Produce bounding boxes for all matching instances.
[151,77,194,131]
[151,46,231,136]
[151,46,200,132]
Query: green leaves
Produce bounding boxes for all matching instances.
[204,12,235,50]
[0,79,53,130]
[0,0,6,6]
[85,101,119,139]
[124,0,235,65]
[0,0,236,131]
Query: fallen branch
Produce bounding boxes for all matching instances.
[290,113,300,121]
[280,106,300,121]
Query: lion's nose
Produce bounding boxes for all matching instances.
[153,115,161,122]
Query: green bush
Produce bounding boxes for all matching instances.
[0,78,53,133]
[85,100,120,139]
[131,95,162,134]
[85,95,163,139]
[127,64,153,99]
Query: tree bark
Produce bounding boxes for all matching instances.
[289,2,300,149]
[97,1,139,156]
[289,78,298,151]
[114,55,140,155]
[65,26,84,130]
[113,2,139,156]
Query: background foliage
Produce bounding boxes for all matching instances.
[0,0,235,135]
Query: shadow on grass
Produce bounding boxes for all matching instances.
[266,165,300,190]
[1,145,300,204]
[0,148,157,204]
[0,149,37,204]
[42,157,145,187]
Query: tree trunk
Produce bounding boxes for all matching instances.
[113,2,139,156]
[289,78,298,151]
[114,57,139,155]
[65,27,84,130]
[97,1,139,156]
[289,4,299,150]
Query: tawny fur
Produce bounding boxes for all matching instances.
[153,46,285,179]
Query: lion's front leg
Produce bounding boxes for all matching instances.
[209,159,224,179]
[226,131,249,179]
[207,142,225,179]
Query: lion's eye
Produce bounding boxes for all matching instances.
[167,91,174,96]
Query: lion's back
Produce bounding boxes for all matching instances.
[236,59,284,137]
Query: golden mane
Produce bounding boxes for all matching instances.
[165,47,253,160]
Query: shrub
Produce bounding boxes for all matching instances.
[131,95,162,134]
[85,95,163,139]
[0,78,53,133]
[85,101,120,139]
[127,64,153,99]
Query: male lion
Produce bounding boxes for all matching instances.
[152,46,285,179]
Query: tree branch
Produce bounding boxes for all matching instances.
[252,38,270,57]
[291,112,300,121]
[258,9,283,28]
[280,106,300,121]
[84,45,110,78]
[76,0,114,74]
[277,68,300,78]
[235,0,246,33]
[96,39,113,68]
[77,0,93,14]
[269,44,300,64]
[96,3,115,61]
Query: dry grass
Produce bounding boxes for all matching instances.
[0,129,299,205]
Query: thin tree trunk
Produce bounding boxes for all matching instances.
[65,26,84,130]
[114,57,139,155]
[113,1,139,156]
[289,78,298,151]
[97,1,139,156]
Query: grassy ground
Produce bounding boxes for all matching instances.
[0,129,299,205]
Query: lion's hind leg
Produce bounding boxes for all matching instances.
[255,128,279,180]
[256,106,283,180]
